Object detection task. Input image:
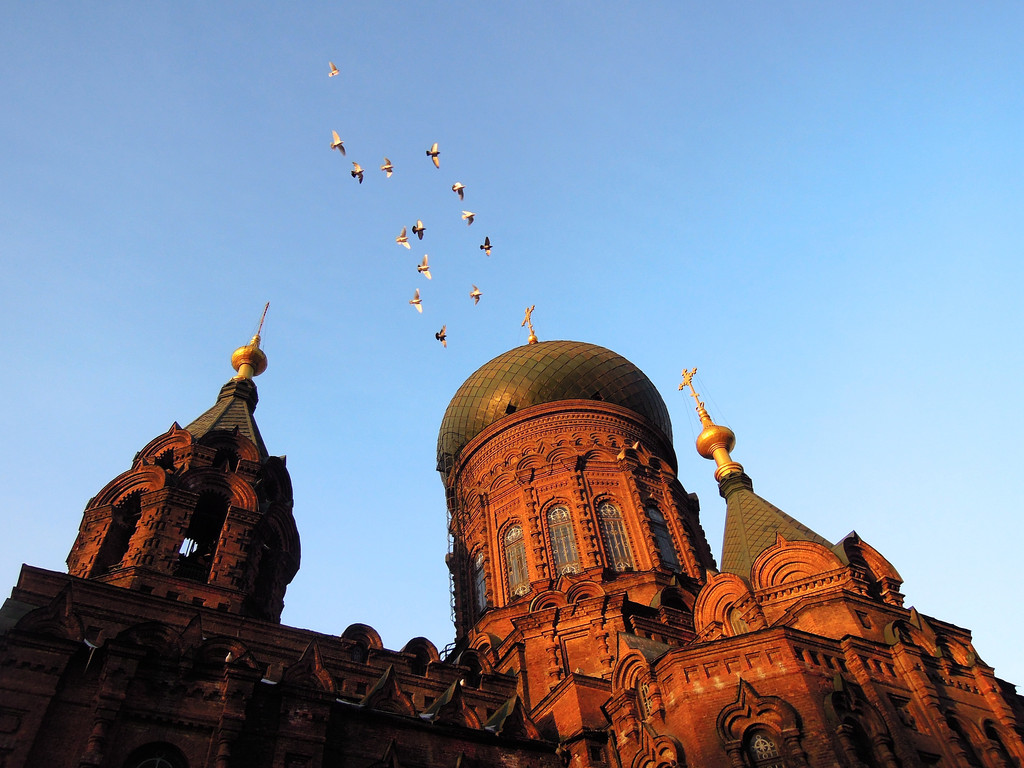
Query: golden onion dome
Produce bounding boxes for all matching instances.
[231,335,268,379]
[437,341,672,472]
[695,423,736,459]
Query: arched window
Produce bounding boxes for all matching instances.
[645,505,680,570]
[122,743,188,768]
[472,551,487,614]
[175,491,228,582]
[505,525,530,597]
[727,605,749,635]
[91,492,143,576]
[985,722,1014,766]
[547,506,580,575]
[597,502,634,571]
[746,730,785,768]
[946,714,982,766]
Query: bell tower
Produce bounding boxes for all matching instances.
[66,318,299,621]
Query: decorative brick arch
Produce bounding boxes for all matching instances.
[117,621,184,660]
[611,648,650,693]
[90,466,168,508]
[566,580,605,603]
[717,679,809,767]
[194,636,258,670]
[693,571,763,639]
[195,428,261,464]
[824,677,899,768]
[135,423,193,466]
[750,535,845,591]
[15,584,84,642]
[178,468,258,512]
[837,533,903,605]
[530,590,568,612]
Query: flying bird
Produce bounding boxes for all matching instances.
[435,325,447,348]
[396,227,411,249]
[417,255,431,279]
[452,182,465,201]
[479,237,492,256]
[461,211,476,226]
[380,157,393,177]
[329,61,340,77]
[351,163,364,183]
[412,220,426,240]
[330,131,345,156]
[470,285,482,305]
[426,142,440,168]
[410,289,423,313]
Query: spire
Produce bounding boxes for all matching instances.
[680,368,830,577]
[186,304,270,457]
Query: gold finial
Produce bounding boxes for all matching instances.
[521,305,538,344]
[231,302,270,380]
[679,367,742,481]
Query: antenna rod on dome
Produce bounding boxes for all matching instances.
[521,305,538,345]
[256,301,269,337]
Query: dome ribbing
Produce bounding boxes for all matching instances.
[437,341,672,472]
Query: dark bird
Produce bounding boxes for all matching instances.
[396,227,411,249]
[330,130,345,156]
[470,284,482,305]
[410,289,423,313]
[452,182,465,200]
[329,61,340,77]
[380,157,393,177]
[461,210,475,226]
[479,237,492,256]
[417,254,431,279]
[351,162,364,183]
[426,142,440,168]
[412,220,426,240]
[435,325,447,347]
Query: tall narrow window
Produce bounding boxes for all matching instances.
[645,505,680,571]
[91,492,142,576]
[547,506,580,575]
[597,502,634,571]
[472,551,488,614]
[505,526,530,597]
[945,715,982,766]
[637,678,653,719]
[175,492,228,582]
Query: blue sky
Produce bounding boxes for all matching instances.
[2,3,1022,686]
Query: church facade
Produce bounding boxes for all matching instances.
[1,335,1022,767]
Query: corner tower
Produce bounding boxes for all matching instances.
[438,340,716,727]
[66,327,299,621]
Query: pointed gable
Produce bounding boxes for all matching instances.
[422,678,482,728]
[282,640,335,693]
[484,695,541,740]
[361,665,416,716]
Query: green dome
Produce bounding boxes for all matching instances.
[437,341,672,472]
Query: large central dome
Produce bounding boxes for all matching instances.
[437,341,672,471]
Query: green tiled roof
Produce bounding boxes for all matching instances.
[719,474,833,578]
[437,341,672,473]
[185,378,269,459]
